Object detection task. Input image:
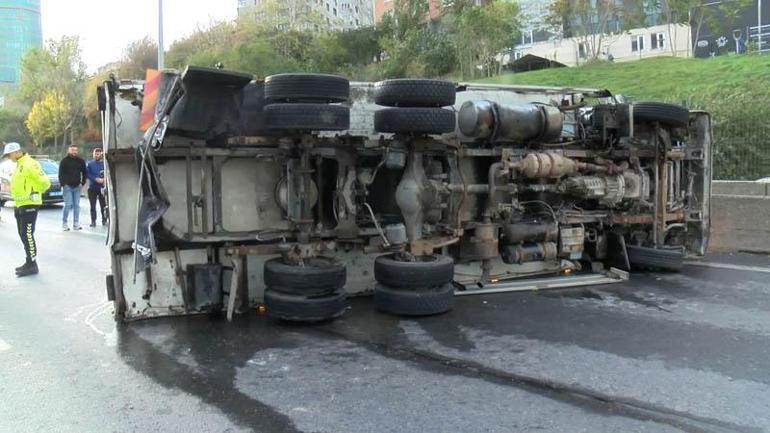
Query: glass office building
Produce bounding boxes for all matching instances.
[0,0,42,85]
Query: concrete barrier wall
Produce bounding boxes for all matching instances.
[710,181,770,252]
[712,181,770,197]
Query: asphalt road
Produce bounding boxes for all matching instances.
[1,204,770,433]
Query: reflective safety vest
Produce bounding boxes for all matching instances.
[10,154,51,207]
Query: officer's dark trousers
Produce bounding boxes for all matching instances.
[14,206,39,263]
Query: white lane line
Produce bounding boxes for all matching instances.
[38,227,107,238]
[0,338,11,352]
[684,261,770,274]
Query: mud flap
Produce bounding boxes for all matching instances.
[186,264,224,311]
[607,232,631,272]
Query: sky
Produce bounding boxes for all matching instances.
[41,0,237,72]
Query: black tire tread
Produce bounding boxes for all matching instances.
[265,73,349,103]
[626,245,684,272]
[374,108,456,135]
[374,254,454,289]
[264,103,350,131]
[264,289,348,322]
[374,79,456,107]
[632,102,689,128]
[264,257,346,292]
[374,283,454,317]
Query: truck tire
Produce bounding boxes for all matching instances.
[374,108,456,135]
[374,283,454,317]
[264,257,346,294]
[374,254,454,289]
[374,79,456,107]
[264,103,350,131]
[264,73,350,103]
[632,102,689,128]
[106,275,116,301]
[264,289,348,322]
[626,245,684,272]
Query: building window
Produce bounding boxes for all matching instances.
[578,42,588,59]
[631,35,645,52]
[651,32,666,50]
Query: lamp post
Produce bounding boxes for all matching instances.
[158,0,165,69]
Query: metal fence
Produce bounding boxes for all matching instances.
[711,106,770,180]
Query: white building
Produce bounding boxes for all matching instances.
[237,0,374,30]
[514,23,692,67]
[512,0,692,67]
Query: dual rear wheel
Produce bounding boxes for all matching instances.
[262,253,456,322]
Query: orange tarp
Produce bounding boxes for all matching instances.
[139,69,161,131]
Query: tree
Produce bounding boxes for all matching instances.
[118,36,158,79]
[0,109,31,145]
[18,36,87,147]
[25,91,70,150]
[444,0,520,78]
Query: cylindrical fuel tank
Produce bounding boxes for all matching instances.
[501,242,558,264]
[501,222,558,244]
[458,100,563,143]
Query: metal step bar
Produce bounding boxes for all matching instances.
[455,268,629,296]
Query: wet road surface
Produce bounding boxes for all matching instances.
[1,204,770,433]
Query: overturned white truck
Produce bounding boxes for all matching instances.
[99,67,712,322]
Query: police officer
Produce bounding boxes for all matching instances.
[3,142,51,277]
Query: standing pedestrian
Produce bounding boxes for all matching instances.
[3,142,51,277]
[58,144,87,231]
[86,148,107,227]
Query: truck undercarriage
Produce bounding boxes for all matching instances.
[100,67,711,322]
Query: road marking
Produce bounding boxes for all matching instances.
[684,261,770,274]
[0,338,11,352]
[38,227,107,238]
[65,301,110,323]
[84,302,115,340]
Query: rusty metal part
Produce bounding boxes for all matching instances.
[409,239,434,257]
[398,148,435,244]
[225,244,283,256]
[469,223,499,260]
[444,183,516,194]
[577,158,629,175]
[611,211,685,225]
[486,162,505,218]
[458,101,564,143]
[518,152,579,178]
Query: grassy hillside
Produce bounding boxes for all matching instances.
[480,55,770,180]
[480,55,770,106]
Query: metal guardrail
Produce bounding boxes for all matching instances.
[748,24,770,53]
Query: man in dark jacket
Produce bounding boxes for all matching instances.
[86,148,107,227]
[58,144,87,231]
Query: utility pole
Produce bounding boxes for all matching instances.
[158,0,165,69]
[759,0,763,53]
